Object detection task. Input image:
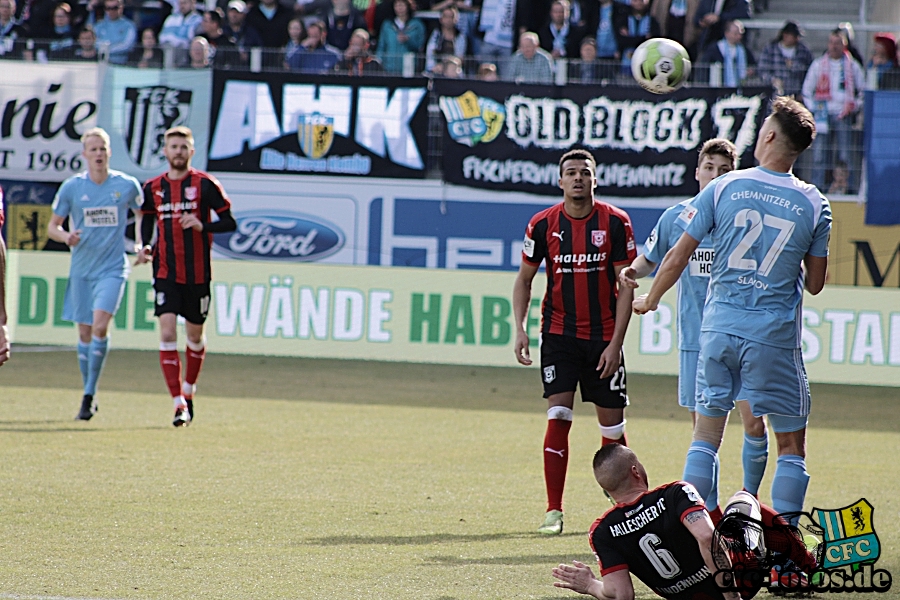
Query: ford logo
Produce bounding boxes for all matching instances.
[214,211,344,261]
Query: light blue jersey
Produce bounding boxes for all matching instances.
[643,199,713,352]
[679,167,832,349]
[52,170,143,279]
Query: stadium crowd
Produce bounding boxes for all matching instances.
[1,0,897,188]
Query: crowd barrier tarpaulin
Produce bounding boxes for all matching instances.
[206,72,430,179]
[0,62,99,183]
[435,79,771,197]
[97,66,213,180]
[7,250,900,386]
[864,90,900,226]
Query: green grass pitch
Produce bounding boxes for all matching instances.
[0,348,897,599]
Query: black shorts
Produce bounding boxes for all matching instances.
[153,280,211,325]
[540,333,629,408]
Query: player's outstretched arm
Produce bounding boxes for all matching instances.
[682,509,741,600]
[618,255,658,289]
[633,231,700,314]
[552,561,633,600]
[803,254,828,295]
[512,262,539,366]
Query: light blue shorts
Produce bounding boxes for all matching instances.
[695,331,810,433]
[62,275,126,325]
[678,349,700,410]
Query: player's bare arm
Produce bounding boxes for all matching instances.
[618,255,657,290]
[682,509,741,600]
[597,264,633,378]
[47,214,82,247]
[633,231,700,314]
[512,261,539,366]
[133,212,154,265]
[0,232,8,366]
[552,561,633,600]
[803,254,828,295]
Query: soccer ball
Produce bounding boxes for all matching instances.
[631,38,691,94]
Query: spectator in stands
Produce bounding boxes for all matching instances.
[650,0,699,52]
[538,0,585,60]
[51,22,97,58]
[693,0,749,56]
[224,0,261,65]
[376,0,425,74]
[159,0,202,65]
[439,54,463,77]
[836,22,864,66]
[476,61,498,80]
[699,19,755,86]
[188,34,209,67]
[0,0,27,59]
[282,16,305,69]
[477,0,517,63]
[504,30,553,83]
[289,19,339,72]
[200,8,238,68]
[92,0,135,63]
[39,1,77,59]
[867,33,897,88]
[127,26,163,66]
[591,0,620,61]
[325,0,366,51]
[567,35,613,83]
[614,0,659,70]
[22,0,57,39]
[334,27,383,74]
[246,0,291,49]
[566,0,588,28]
[827,159,849,195]
[802,28,865,192]
[757,20,813,98]
[425,5,467,74]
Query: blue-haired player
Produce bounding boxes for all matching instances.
[619,138,769,523]
[633,97,831,521]
[48,127,142,420]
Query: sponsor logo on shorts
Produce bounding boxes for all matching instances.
[156,292,165,306]
[543,365,556,383]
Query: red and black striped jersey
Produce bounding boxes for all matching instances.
[141,168,231,284]
[522,201,636,341]
[589,481,726,600]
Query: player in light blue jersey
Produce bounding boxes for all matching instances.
[48,127,142,421]
[619,139,768,523]
[633,98,831,522]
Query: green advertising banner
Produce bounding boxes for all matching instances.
[7,251,900,386]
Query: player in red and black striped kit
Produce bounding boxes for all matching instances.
[135,126,236,427]
[513,149,637,535]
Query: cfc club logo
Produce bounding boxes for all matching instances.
[123,86,192,170]
[297,112,335,159]
[812,499,881,570]
[439,90,505,147]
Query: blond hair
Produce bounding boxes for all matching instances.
[80,127,110,148]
